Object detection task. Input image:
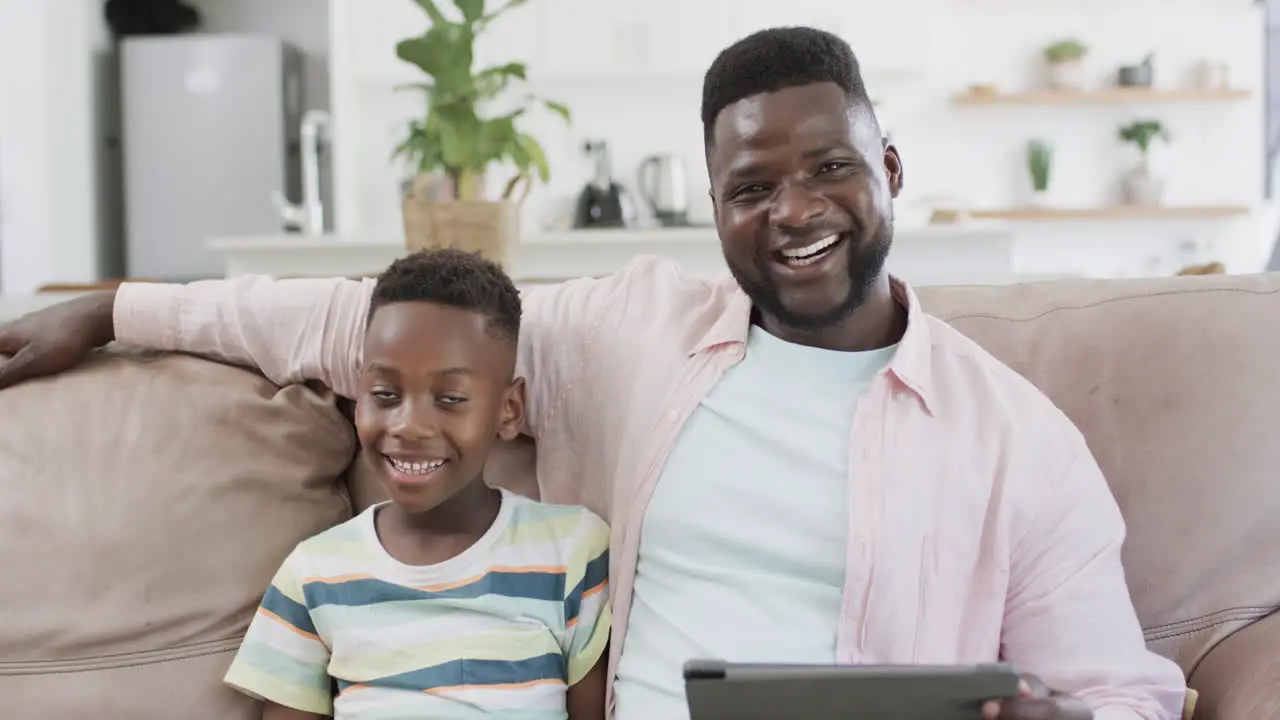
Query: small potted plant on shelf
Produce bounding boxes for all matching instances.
[1026,139,1054,206]
[1117,119,1170,206]
[393,0,570,265]
[1043,39,1088,90]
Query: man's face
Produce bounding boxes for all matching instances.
[708,82,903,331]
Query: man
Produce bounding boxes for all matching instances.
[0,27,1187,720]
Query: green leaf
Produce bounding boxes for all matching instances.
[393,81,435,97]
[477,62,527,81]
[453,0,485,23]
[543,99,570,123]
[517,134,550,182]
[396,25,474,86]
[508,134,531,168]
[472,62,526,98]
[411,0,448,24]
[438,115,481,169]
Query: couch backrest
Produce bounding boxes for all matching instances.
[916,273,1280,673]
[0,348,357,720]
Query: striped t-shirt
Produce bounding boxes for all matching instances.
[224,488,612,719]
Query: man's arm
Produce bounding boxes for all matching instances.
[1002,428,1188,720]
[115,271,632,431]
[114,276,374,399]
[2,256,666,434]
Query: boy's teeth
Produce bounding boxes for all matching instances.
[781,234,840,260]
[388,458,445,474]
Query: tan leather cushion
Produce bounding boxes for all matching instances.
[1187,610,1280,719]
[918,274,1280,674]
[0,348,356,720]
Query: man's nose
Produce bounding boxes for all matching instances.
[768,179,827,231]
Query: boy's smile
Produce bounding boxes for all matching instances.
[383,453,449,492]
[355,301,524,522]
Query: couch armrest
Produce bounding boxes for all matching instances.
[1187,610,1280,720]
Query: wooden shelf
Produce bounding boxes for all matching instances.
[953,88,1252,105]
[931,205,1251,223]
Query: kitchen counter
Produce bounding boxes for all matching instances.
[207,225,1034,286]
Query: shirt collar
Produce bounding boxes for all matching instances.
[689,274,935,413]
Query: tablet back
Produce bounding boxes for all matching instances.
[684,660,1020,720]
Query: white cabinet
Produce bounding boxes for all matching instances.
[540,0,730,78]
[725,0,928,79]
[342,0,431,83]
[474,0,541,74]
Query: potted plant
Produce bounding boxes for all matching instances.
[1043,39,1088,90]
[1117,120,1170,206]
[393,0,570,264]
[1026,139,1054,206]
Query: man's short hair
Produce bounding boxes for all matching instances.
[701,26,873,147]
[368,248,522,342]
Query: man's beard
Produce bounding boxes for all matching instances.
[729,218,893,332]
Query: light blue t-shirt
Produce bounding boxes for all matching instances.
[613,325,897,720]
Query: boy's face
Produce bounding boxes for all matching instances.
[355,302,524,515]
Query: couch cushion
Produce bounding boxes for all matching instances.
[0,347,356,720]
[917,273,1280,674]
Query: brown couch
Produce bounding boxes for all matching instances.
[1,273,1277,719]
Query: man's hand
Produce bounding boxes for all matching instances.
[982,675,1093,720]
[0,291,117,390]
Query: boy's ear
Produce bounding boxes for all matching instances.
[498,376,526,441]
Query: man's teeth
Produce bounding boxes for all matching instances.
[388,457,446,475]
[781,234,841,263]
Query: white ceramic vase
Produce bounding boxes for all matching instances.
[1121,163,1166,206]
[1028,187,1054,207]
[1046,59,1085,90]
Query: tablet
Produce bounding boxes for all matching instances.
[684,659,1021,720]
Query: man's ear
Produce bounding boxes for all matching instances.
[883,143,904,198]
[498,376,526,441]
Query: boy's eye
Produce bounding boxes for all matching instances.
[371,389,398,401]
[438,395,467,405]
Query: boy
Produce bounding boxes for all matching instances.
[223,249,611,720]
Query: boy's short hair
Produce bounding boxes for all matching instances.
[701,26,874,148]
[369,248,522,342]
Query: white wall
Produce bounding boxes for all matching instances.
[330,0,1271,278]
[0,0,106,295]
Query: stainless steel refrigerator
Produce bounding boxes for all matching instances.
[121,34,303,281]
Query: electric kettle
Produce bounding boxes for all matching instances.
[637,153,690,226]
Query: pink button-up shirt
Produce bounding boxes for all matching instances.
[114,255,1187,720]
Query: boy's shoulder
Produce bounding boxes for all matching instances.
[499,492,609,551]
[284,511,375,570]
